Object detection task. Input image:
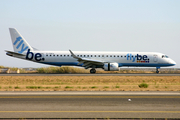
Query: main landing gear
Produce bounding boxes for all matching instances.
[90,68,96,74]
[156,67,160,74]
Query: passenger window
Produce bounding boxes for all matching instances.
[98,55,100,57]
[57,55,58,56]
[46,55,48,56]
[53,55,55,56]
[84,55,86,57]
[114,55,116,57]
[121,56,123,57]
[80,55,82,57]
[124,56,126,57]
[64,55,66,57]
[87,55,89,57]
[110,55,112,57]
[106,55,108,57]
[117,55,119,57]
[94,55,96,57]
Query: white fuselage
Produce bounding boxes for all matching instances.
[14,50,176,68]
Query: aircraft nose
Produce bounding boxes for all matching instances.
[169,59,176,65]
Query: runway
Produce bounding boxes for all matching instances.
[0,73,180,76]
[0,91,179,118]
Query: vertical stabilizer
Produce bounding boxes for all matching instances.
[9,28,33,53]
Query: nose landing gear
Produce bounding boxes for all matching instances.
[156,67,160,74]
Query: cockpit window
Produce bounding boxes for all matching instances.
[162,55,169,58]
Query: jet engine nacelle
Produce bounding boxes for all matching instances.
[103,63,120,71]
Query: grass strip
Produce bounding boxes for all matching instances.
[0,76,179,91]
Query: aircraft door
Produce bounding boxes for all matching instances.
[153,55,158,62]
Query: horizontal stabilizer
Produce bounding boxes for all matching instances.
[5,50,26,56]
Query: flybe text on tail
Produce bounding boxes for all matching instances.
[13,37,29,53]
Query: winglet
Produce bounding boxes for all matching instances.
[69,50,79,59]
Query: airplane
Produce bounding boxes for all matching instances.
[5,28,176,74]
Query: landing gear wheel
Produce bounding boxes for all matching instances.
[156,68,160,74]
[90,69,96,74]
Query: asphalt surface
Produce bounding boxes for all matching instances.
[0,73,180,76]
[0,91,179,118]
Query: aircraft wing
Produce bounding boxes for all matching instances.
[69,50,104,69]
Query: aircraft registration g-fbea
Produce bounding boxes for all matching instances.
[6,28,176,73]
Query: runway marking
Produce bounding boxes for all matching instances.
[0,96,179,98]
[0,111,179,113]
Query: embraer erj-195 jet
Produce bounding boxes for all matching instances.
[6,28,176,73]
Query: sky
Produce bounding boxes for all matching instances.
[0,0,180,68]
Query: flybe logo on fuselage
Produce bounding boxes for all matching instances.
[127,53,149,63]
[26,49,44,61]
[13,37,29,53]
